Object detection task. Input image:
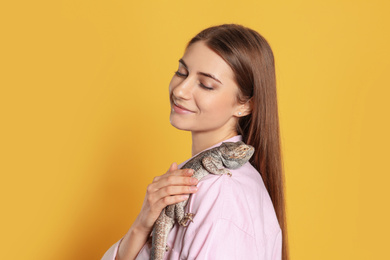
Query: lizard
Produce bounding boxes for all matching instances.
[150,141,255,260]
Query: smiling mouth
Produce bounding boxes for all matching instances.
[172,100,195,113]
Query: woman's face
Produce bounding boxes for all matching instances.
[169,40,244,135]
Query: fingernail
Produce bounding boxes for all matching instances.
[191,178,198,184]
[181,195,189,200]
[190,186,198,192]
[187,169,194,174]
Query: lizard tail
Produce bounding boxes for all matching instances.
[150,209,174,260]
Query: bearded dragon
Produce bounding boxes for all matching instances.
[150,141,255,260]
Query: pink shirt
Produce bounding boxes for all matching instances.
[102,135,282,260]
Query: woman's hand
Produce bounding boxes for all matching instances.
[133,162,199,235]
[116,162,198,260]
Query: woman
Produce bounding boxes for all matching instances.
[102,24,288,260]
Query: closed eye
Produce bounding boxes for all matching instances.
[199,82,213,91]
[174,71,214,91]
[174,71,187,77]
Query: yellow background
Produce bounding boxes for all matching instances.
[1,0,389,259]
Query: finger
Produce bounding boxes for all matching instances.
[154,194,190,210]
[147,174,197,195]
[155,184,198,199]
[152,163,181,183]
[167,163,194,177]
[168,167,194,177]
[148,186,195,206]
[152,174,198,192]
[151,166,193,187]
[169,162,178,172]
[154,164,190,182]
[148,167,195,195]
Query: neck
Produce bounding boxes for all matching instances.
[191,129,238,156]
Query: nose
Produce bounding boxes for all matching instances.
[171,75,195,101]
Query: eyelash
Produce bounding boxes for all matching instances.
[174,71,214,91]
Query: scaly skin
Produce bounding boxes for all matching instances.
[150,141,254,260]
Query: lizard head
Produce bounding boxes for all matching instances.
[219,141,255,169]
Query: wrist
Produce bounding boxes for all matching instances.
[131,217,152,237]
[117,223,151,260]
[130,224,151,238]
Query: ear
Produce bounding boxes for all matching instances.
[235,98,252,117]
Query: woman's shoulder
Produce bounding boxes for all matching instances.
[186,161,281,237]
[166,161,281,259]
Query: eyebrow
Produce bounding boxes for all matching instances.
[179,58,223,85]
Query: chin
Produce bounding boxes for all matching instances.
[170,120,189,131]
[170,115,192,131]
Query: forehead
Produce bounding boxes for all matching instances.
[182,41,236,84]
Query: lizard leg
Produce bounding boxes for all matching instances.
[179,212,196,226]
[202,156,232,176]
[174,200,189,227]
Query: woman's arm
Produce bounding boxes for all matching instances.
[115,162,199,260]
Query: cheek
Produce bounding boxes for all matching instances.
[198,93,236,117]
[168,77,175,93]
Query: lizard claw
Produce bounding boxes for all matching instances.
[227,171,232,177]
[179,213,196,226]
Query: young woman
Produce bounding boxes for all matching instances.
[102,24,288,260]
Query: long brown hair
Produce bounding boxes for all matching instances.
[186,24,289,260]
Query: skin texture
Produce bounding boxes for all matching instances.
[169,40,251,156]
[116,41,252,260]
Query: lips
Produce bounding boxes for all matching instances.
[172,100,195,114]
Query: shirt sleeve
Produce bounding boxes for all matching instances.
[101,239,122,260]
[271,230,282,260]
[172,168,282,260]
[184,218,259,259]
